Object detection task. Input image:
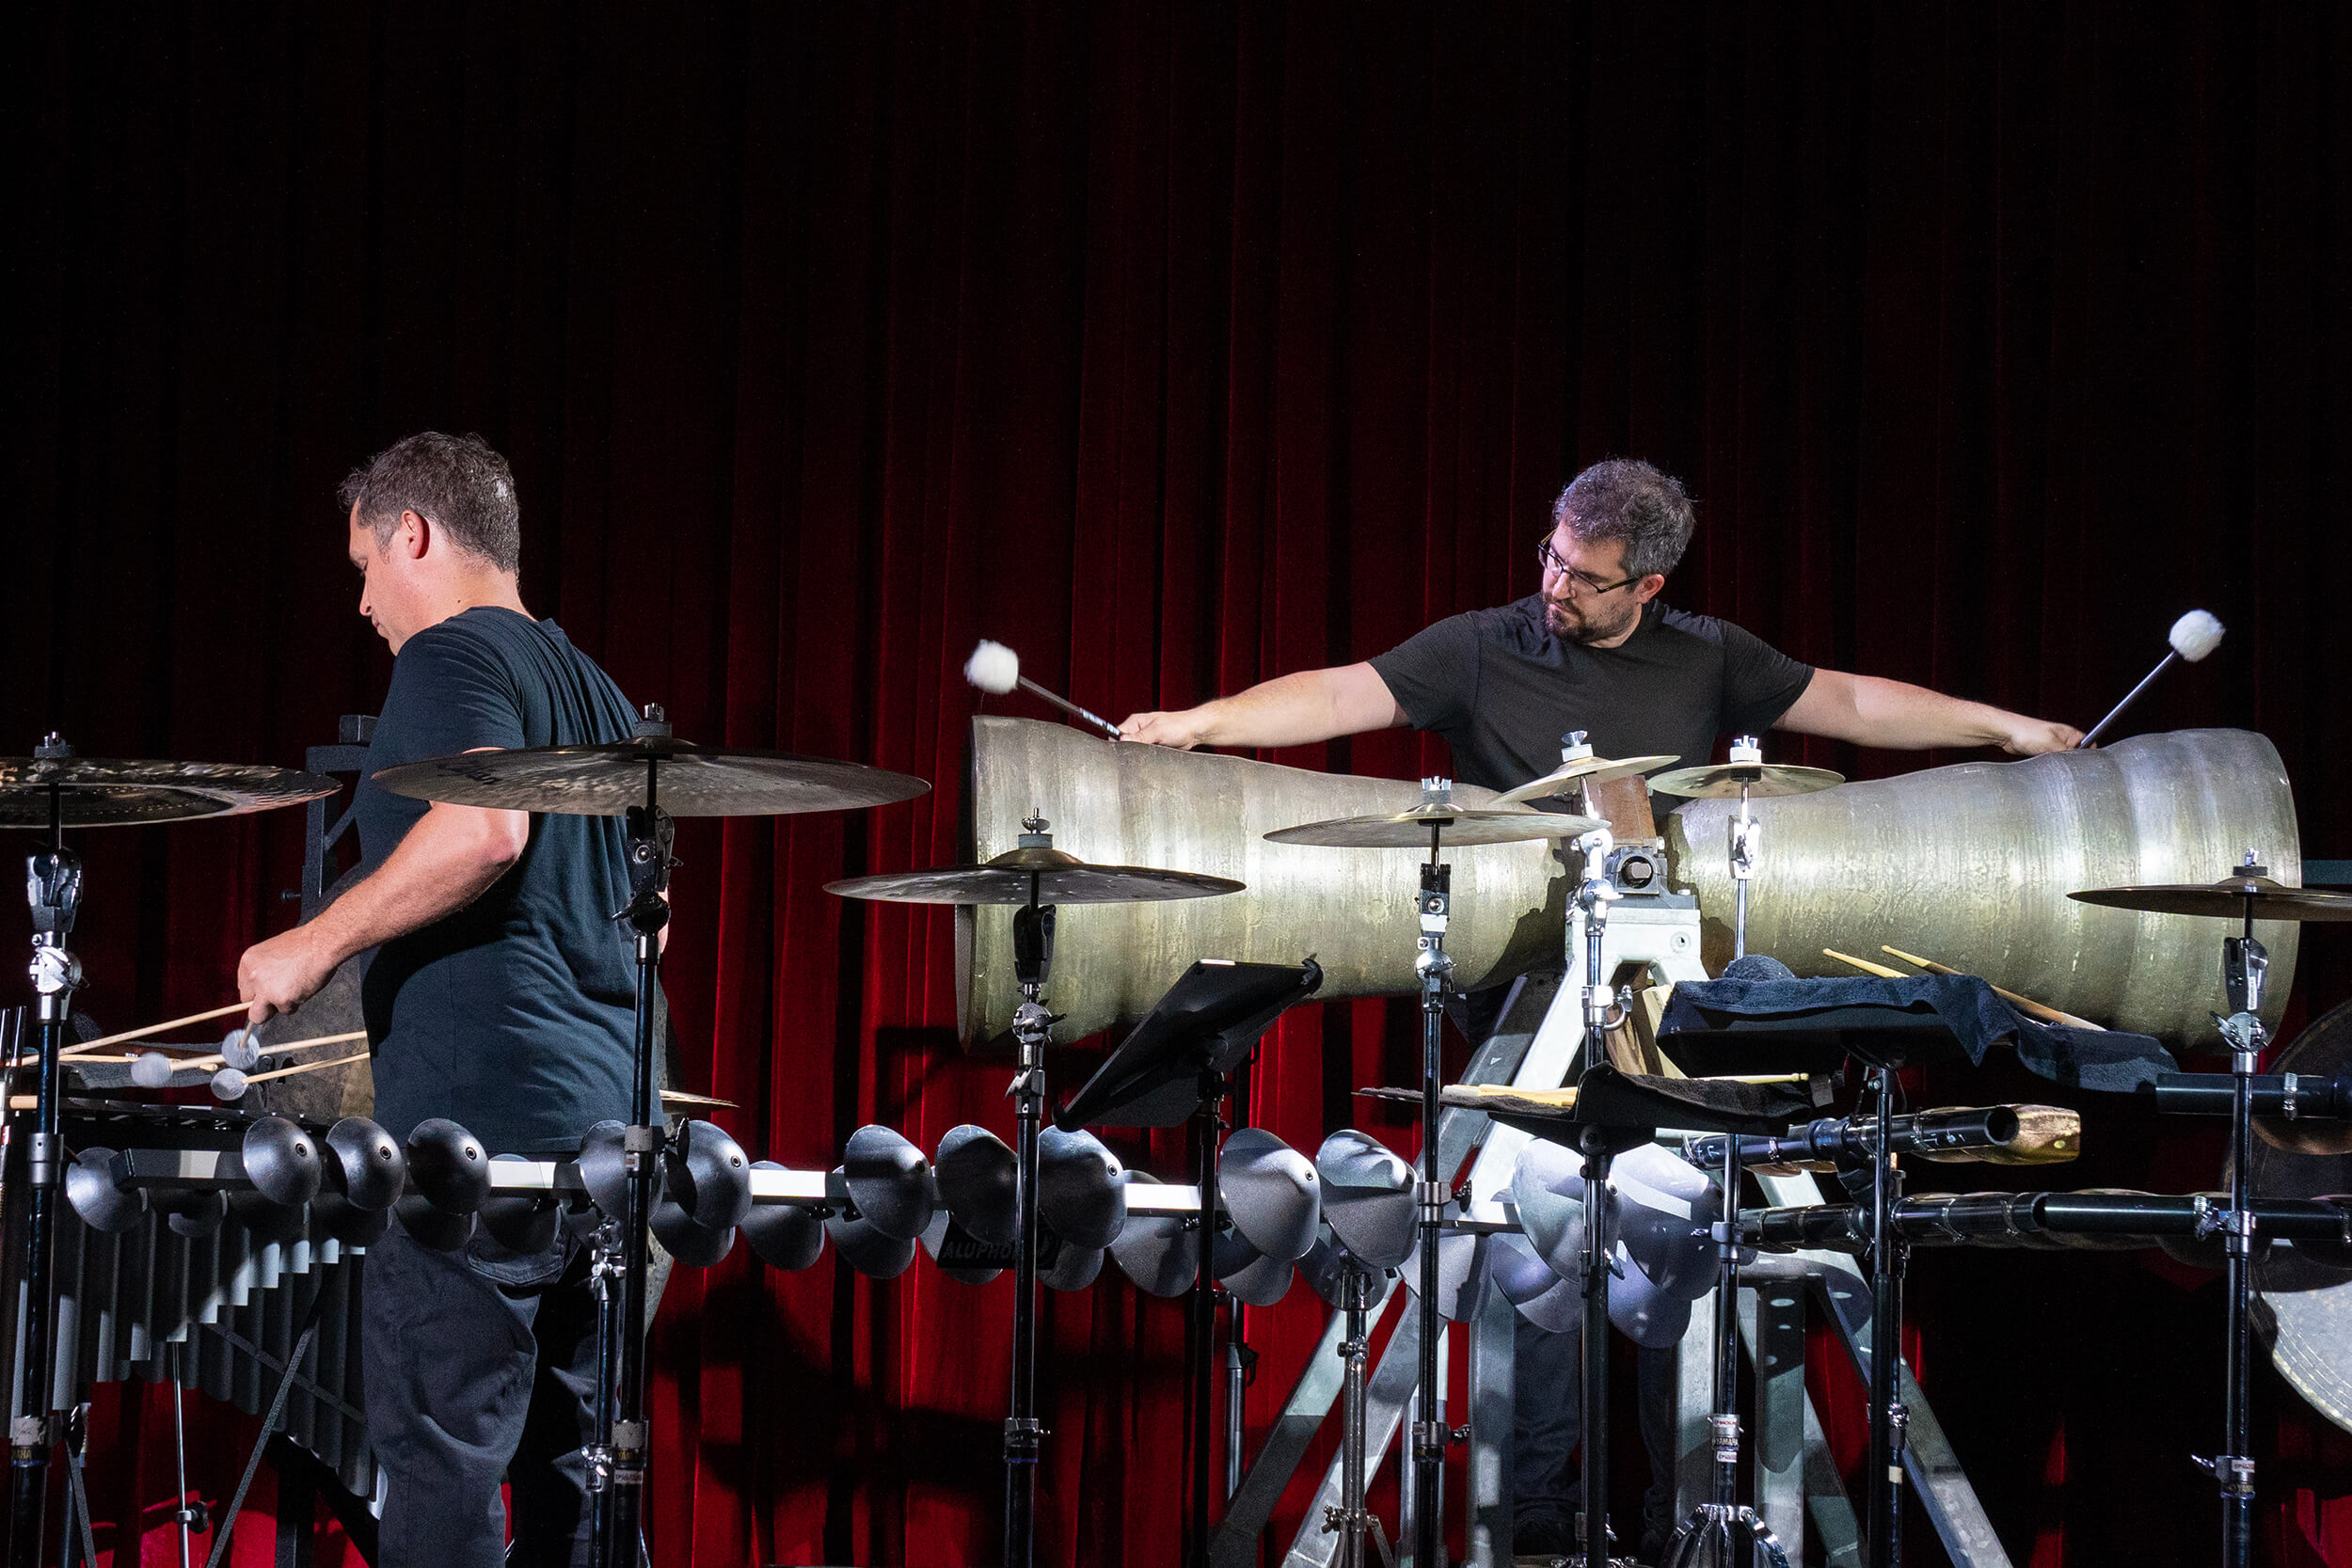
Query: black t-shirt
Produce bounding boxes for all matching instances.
[1368,595,1815,794]
[355,607,640,1155]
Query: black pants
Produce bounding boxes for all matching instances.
[362,1221,600,1568]
[1513,1312,1681,1548]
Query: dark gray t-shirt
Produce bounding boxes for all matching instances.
[356,607,639,1155]
[1368,596,1815,794]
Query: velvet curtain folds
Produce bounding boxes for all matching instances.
[8,4,2352,1565]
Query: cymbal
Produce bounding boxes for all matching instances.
[827,844,1246,906]
[1264,800,1601,849]
[373,736,930,817]
[660,1089,739,1111]
[1646,760,1845,800]
[1492,753,1678,808]
[2258,999,2352,1157]
[2067,875,2352,923]
[0,753,340,829]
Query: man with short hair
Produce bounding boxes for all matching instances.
[1120,456,2080,1559]
[238,431,638,1568]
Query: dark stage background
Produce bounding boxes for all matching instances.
[8,4,2352,1565]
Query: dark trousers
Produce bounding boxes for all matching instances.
[1513,1312,1680,1547]
[362,1221,601,1568]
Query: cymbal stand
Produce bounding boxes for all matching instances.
[1322,1261,1395,1568]
[1660,1131,1789,1568]
[1725,737,1763,961]
[1005,818,1059,1568]
[1572,825,1622,1568]
[9,740,82,1568]
[2202,857,2270,1568]
[591,707,677,1568]
[1861,1063,1906,1568]
[1189,1076,1223,1568]
[1411,783,1456,1568]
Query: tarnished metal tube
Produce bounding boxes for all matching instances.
[1742,1191,2352,1253]
[1666,729,2300,1049]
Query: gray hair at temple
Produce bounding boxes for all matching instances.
[337,432,522,574]
[1551,458,1696,581]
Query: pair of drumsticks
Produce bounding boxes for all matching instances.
[41,1000,370,1082]
[1820,945,2104,1031]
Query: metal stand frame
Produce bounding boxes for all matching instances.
[1323,1267,1396,1568]
[1861,1066,1908,1568]
[9,738,84,1568]
[1660,1135,1789,1568]
[590,709,678,1568]
[1410,790,1457,1568]
[1191,1086,1223,1567]
[1570,824,1622,1568]
[1002,819,1060,1568]
[2206,866,2271,1568]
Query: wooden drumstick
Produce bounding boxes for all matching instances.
[183,1029,369,1072]
[1823,948,1907,979]
[1879,944,2105,1031]
[238,1050,372,1086]
[59,1001,251,1057]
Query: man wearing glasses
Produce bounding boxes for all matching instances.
[1118,455,2080,768]
[1120,455,2079,1559]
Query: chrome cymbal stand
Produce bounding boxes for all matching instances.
[2203,851,2271,1568]
[1860,1060,1908,1568]
[1725,737,1763,961]
[1005,817,1059,1568]
[1412,782,1456,1568]
[8,736,84,1568]
[1572,824,1623,1568]
[1660,1132,1789,1568]
[1322,1262,1397,1568]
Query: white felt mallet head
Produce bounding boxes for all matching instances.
[964,640,1021,695]
[210,1067,248,1101]
[2169,610,2224,663]
[220,1028,262,1071]
[131,1051,176,1088]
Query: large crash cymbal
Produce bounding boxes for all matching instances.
[1646,759,1845,800]
[2068,874,2352,923]
[828,843,1245,905]
[0,748,339,829]
[373,734,930,817]
[1265,797,1599,849]
[2259,996,2352,1157]
[1492,753,1678,808]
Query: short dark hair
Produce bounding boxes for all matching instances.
[1551,458,1695,580]
[337,432,521,573]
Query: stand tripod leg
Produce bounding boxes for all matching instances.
[1411,841,1454,1568]
[1863,1068,1907,1568]
[1578,1139,1613,1568]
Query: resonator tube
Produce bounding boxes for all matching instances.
[2153,1071,2352,1123]
[1743,1190,2352,1254]
[1683,1105,2032,1171]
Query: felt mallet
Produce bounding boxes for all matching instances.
[2076,610,2224,748]
[963,640,1124,740]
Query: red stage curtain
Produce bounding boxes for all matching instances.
[8,5,2352,1565]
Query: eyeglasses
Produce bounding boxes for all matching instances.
[1536,537,1643,596]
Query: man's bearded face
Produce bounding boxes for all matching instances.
[1539,527,1648,645]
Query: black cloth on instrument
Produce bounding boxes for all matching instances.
[357,606,638,1155]
[1366,595,1813,792]
[1660,974,2178,1092]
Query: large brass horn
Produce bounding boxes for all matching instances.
[1665,727,2299,1048]
[958,718,1569,1046]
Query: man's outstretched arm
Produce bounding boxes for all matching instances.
[1120,662,1407,751]
[1778,669,2082,755]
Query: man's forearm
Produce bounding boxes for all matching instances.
[1122,662,1405,750]
[304,805,524,967]
[1778,669,2080,754]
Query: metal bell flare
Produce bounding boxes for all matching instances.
[479,1153,563,1253]
[325,1117,405,1211]
[64,1149,144,1234]
[825,1209,918,1278]
[1037,1126,1127,1249]
[241,1115,324,1208]
[740,1165,827,1271]
[404,1117,490,1215]
[1607,1243,1694,1350]
[228,1189,310,1247]
[155,1190,227,1240]
[918,1211,1003,1286]
[575,1120,630,1218]
[393,1194,476,1252]
[1040,1234,1106,1291]
[1212,1226,1295,1306]
[312,1190,391,1246]
[1301,1230,1395,1310]
[842,1124,935,1243]
[664,1118,754,1231]
[651,1195,738,1269]
[934,1124,1020,1245]
[1611,1142,1722,1302]
[1108,1176,1198,1297]
[1509,1140,1595,1280]
[1218,1127,1321,1262]
[1314,1130,1418,1270]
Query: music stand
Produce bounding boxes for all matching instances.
[1660,1004,1972,1568]
[1058,958,1322,1568]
